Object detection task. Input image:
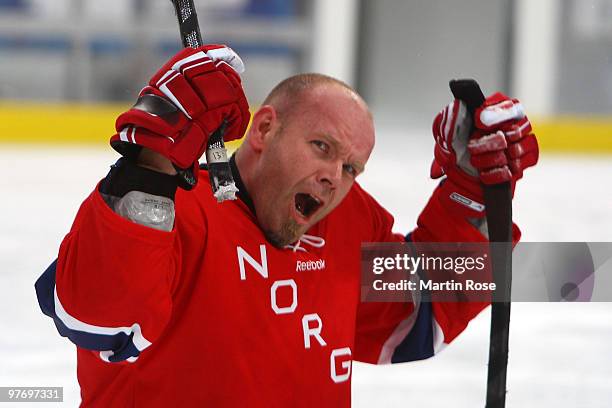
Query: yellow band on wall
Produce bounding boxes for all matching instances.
[531,116,612,154]
[0,101,245,150]
[0,102,124,145]
[1,102,611,153]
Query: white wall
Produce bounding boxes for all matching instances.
[310,0,360,86]
[512,0,561,116]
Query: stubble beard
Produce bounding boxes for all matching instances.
[263,218,304,248]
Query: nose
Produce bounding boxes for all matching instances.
[318,160,343,189]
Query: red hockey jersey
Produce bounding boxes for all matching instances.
[36,165,504,407]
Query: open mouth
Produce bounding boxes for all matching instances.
[294,193,322,220]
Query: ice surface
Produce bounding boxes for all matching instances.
[0,131,610,407]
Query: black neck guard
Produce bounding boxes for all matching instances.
[229,154,256,216]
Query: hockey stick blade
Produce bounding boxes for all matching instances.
[450,79,513,408]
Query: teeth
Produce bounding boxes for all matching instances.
[296,201,305,215]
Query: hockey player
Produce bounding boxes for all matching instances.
[35,45,538,407]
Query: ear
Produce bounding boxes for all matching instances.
[246,105,278,153]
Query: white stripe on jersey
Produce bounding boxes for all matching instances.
[432,319,447,354]
[53,286,152,352]
[376,302,420,365]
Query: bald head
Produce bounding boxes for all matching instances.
[262,73,371,123]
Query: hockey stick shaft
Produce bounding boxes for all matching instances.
[172,0,203,48]
[170,0,239,201]
[449,79,513,408]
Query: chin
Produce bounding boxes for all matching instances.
[263,221,305,248]
[263,231,296,249]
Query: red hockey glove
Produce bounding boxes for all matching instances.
[430,92,539,199]
[110,44,250,188]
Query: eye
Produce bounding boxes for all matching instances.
[311,140,330,154]
[343,164,357,177]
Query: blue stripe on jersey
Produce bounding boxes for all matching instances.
[35,259,58,321]
[35,259,140,362]
[392,234,435,363]
[390,300,435,363]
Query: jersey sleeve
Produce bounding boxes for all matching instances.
[353,180,521,365]
[35,185,185,363]
[351,183,421,364]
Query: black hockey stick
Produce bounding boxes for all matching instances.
[170,0,239,201]
[449,79,513,408]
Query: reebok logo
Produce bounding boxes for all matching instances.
[296,259,326,272]
[450,192,485,212]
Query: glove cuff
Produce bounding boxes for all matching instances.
[99,157,179,200]
[412,177,523,244]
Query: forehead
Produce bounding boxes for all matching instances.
[291,85,375,156]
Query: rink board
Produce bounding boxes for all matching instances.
[1,102,612,154]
